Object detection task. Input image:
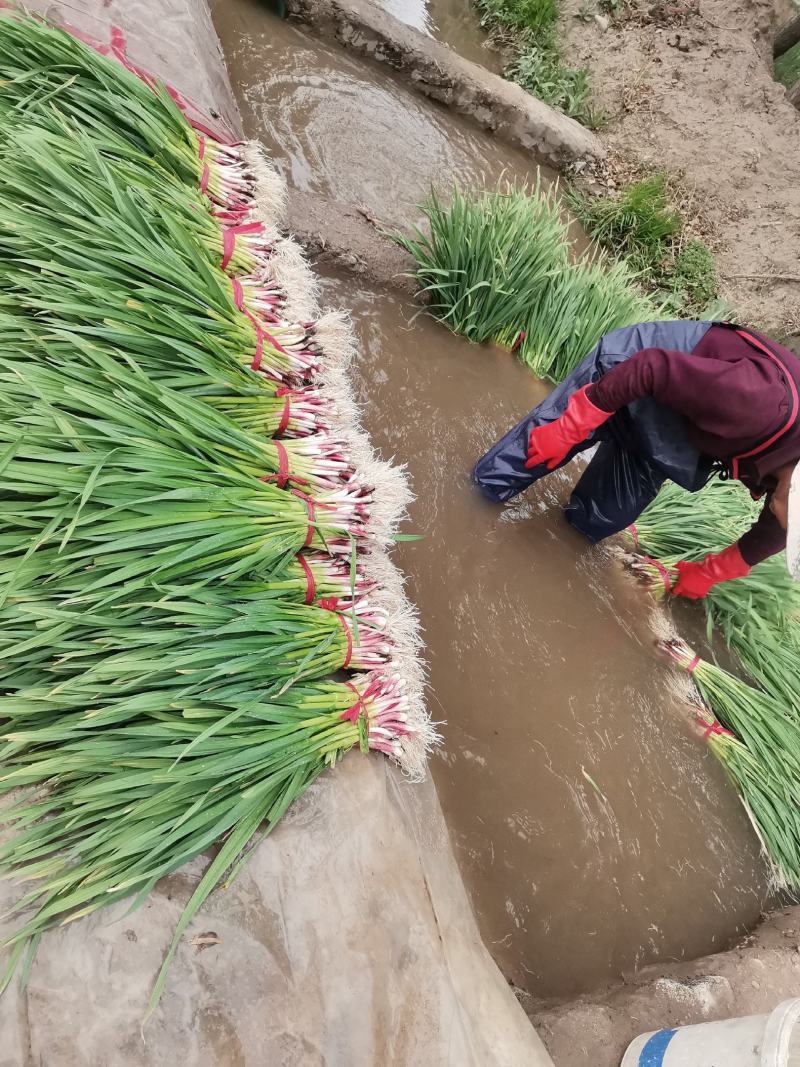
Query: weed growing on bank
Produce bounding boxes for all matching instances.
[475,0,601,128]
[566,172,722,316]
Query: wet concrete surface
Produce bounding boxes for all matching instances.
[211,0,546,230]
[370,0,503,71]
[320,272,770,1000]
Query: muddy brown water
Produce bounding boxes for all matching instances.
[211,0,548,229]
[370,0,504,72]
[318,272,770,1000]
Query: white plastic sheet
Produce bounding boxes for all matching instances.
[1,757,552,1064]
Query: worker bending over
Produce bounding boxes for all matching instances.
[474,321,800,597]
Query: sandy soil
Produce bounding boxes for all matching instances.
[530,903,800,1067]
[562,0,800,337]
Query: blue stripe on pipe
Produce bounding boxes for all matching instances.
[638,1029,677,1066]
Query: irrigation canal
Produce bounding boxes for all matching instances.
[212,0,771,1000]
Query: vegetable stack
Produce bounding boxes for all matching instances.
[393,180,660,380]
[628,478,800,888]
[0,12,431,1009]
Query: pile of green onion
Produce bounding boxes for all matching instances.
[628,478,800,886]
[0,12,430,1009]
[392,179,660,380]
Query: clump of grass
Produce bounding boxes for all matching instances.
[475,0,599,126]
[393,179,660,380]
[666,239,719,313]
[567,174,721,316]
[507,36,600,128]
[566,172,679,272]
[477,0,557,32]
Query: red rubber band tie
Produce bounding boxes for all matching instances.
[686,654,700,674]
[221,222,264,271]
[291,488,316,548]
[195,136,211,193]
[229,279,291,370]
[296,552,316,604]
[274,441,290,489]
[628,523,639,548]
[338,614,353,668]
[251,327,265,371]
[641,553,673,595]
[276,394,292,435]
[696,714,734,741]
[257,319,290,359]
[231,276,245,311]
[340,681,365,724]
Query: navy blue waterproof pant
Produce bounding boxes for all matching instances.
[473,320,715,542]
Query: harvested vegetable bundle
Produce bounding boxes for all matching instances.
[393,179,567,344]
[0,10,430,1009]
[625,476,800,880]
[626,478,760,560]
[661,639,800,886]
[509,257,656,380]
[627,477,800,713]
[393,179,660,380]
[0,672,412,1008]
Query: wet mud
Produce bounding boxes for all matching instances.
[211,0,546,230]
[320,272,770,1000]
[369,0,504,72]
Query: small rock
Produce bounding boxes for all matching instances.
[667,32,690,51]
[751,980,760,990]
[594,13,610,30]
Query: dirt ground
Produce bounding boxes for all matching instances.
[530,903,800,1067]
[562,0,800,338]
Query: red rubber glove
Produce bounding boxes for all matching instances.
[525,385,611,470]
[671,544,751,600]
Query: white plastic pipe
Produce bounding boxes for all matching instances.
[621,998,800,1067]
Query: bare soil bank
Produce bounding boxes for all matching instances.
[562,0,800,337]
[532,903,800,1067]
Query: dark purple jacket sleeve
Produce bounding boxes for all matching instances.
[587,347,781,444]
[737,500,786,566]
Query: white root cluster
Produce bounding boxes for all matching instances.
[218,139,434,779]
